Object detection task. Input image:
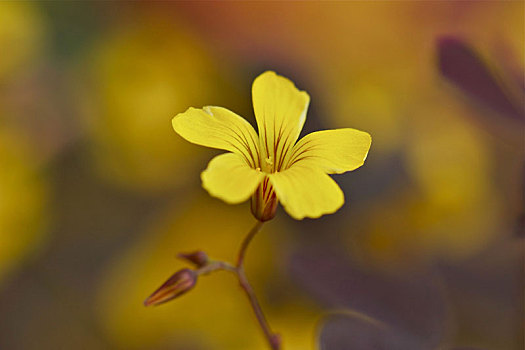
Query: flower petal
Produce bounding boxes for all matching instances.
[172,106,260,167]
[288,129,372,174]
[269,164,344,220]
[252,71,310,172]
[201,153,265,204]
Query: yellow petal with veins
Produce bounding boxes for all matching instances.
[252,71,310,172]
[288,129,372,174]
[269,164,344,220]
[201,153,265,204]
[172,106,260,167]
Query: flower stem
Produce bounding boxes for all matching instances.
[191,221,280,349]
[235,221,280,350]
[236,220,264,267]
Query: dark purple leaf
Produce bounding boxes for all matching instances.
[437,36,524,122]
[517,161,525,237]
[290,248,447,348]
[319,314,427,350]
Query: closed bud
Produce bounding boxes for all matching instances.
[251,178,278,222]
[177,251,209,268]
[144,268,196,306]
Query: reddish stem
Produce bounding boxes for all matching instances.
[193,221,280,349]
[235,221,280,350]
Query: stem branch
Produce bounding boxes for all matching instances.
[193,221,280,349]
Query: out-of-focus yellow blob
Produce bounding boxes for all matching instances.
[352,108,502,266]
[83,16,237,192]
[97,194,296,349]
[406,112,501,258]
[0,128,47,284]
[327,76,405,156]
[0,2,46,81]
[408,114,492,211]
[270,302,321,350]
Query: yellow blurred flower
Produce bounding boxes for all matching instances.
[0,1,46,82]
[350,103,503,266]
[173,71,372,220]
[82,15,236,192]
[326,73,407,157]
[0,127,48,284]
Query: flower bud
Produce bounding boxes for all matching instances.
[177,250,209,268]
[251,178,278,222]
[144,268,196,306]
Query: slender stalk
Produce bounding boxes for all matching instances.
[237,267,280,349]
[191,221,280,349]
[196,261,236,275]
[235,221,280,350]
[236,220,264,267]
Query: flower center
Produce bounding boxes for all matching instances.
[258,155,275,173]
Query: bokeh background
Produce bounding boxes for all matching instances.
[0,2,523,349]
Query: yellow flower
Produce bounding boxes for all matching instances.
[172,71,371,220]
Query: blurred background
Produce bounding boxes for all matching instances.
[0,2,523,349]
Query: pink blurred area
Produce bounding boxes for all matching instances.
[0,2,523,350]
